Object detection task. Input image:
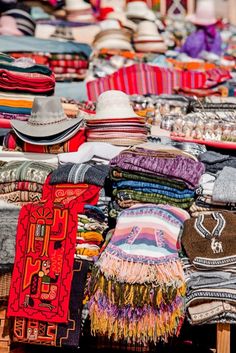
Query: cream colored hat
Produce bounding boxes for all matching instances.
[93,28,132,50]
[126,1,156,22]
[65,0,92,11]
[134,20,167,53]
[187,0,217,26]
[107,11,137,32]
[95,90,139,119]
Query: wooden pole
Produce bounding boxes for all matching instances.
[216,323,230,353]
[228,0,236,25]
[187,0,195,15]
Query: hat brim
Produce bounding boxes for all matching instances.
[11,115,83,138]
[187,14,217,26]
[13,122,83,145]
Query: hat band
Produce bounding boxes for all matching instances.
[29,113,67,126]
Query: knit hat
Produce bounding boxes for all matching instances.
[2,8,36,36]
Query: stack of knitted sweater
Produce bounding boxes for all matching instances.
[190,151,236,216]
[89,204,190,346]
[181,211,236,324]
[0,161,55,206]
[109,146,205,220]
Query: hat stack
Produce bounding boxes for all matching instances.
[93,20,133,51]
[86,90,148,146]
[10,97,84,148]
[1,8,36,36]
[187,0,217,26]
[65,0,95,23]
[134,21,167,53]
[106,10,137,32]
[126,1,156,23]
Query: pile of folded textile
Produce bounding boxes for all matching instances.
[109,145,205,219]
[3,96,85,154]
[180,211,236,325]
[86,90,148,146]
[76,205,108,261]
[0,161,55,205]
[190,151,236,216]
[48,53,90,81]
[0,53,55,95]
[89,204,189,346]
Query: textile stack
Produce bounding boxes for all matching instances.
[109,145,204,220]
[0,160,55,205]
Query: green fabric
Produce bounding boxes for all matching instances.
[110,167,187,190]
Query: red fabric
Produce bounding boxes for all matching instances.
[86,63,231,101]
[8,198,79,323]
[42,176,101,207]
[0,118,11,128]
[50,60,88,69]
[4,129,86,154]
[0,69,55,94]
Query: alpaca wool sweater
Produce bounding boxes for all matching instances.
[181,211,236,269]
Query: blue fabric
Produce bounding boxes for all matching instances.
[55,81,88,101]
[0,36,92,57]
[0,106,31,114]
[114,180,194,198]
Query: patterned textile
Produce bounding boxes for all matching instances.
[0,272,11,301]
[0,190,41,204]
[8,199,79,323]
[89,204,189,345]
[42,176,101,207]
[0,161,55,184]
[13,260,91,347]
[0,181,42,194]
[50,60,89,69]
[49,163,110,187]
[0,203,20,271]
[3,129,85,154]
[87,63,231,101]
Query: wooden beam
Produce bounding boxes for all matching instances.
[216,323,230,353]
[160,0,167,16]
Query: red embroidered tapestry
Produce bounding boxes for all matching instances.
[8,199,78,323]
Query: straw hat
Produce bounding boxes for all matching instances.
[126,1,156,22]
[0,16,23,36]
[134,21,167,53]
[93,28,132,50]
[95,90,139,119]
[64,0,92,11]
[187,0,217,26]
[11,97,83,145]
[107,11,137,32]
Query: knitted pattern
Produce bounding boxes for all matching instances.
[89,204,189,345]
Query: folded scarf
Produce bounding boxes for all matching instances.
[49,163,109,187]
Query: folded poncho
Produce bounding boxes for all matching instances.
[89,204,189,345]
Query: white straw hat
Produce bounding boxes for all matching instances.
[95,90,139,119]
[126,1,156,22]
[187,0,217,26]
[65,0,91,11]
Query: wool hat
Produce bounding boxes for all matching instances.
[95,90,139,119]
[187,0,217,26]
[2,8,36,36]
[126,1,156,22]
[11,97,83,145]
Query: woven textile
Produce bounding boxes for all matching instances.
[87,63,231,100]
[0,272,12,301]
[3,129,85,154]
[89,204,189,345]
[13,260,91,347]
[8,199,79,323]
[0,202,20,270]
